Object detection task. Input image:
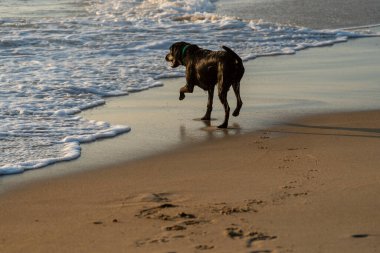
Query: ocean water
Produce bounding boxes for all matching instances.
[215,0,380,29]
[0,0,377,176]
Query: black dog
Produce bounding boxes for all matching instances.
[165,42,245,128]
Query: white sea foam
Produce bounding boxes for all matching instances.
[0,0,377,175]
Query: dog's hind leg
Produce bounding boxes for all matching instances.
[201,86,215,121]
[217,89,230,128]
[232,82,243,117]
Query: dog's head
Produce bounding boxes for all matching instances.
[165,41,191,68]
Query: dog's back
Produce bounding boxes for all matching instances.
[190,46,244,87]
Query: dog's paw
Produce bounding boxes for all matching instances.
[217,123,228,129]
[179,93,185,100]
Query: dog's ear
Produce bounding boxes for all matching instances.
[170,44,181,67]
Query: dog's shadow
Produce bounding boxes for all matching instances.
[192,118,218,122]
[180,119,242,142]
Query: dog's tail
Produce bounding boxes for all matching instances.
[222,45,243,64]
[222,45,245,79]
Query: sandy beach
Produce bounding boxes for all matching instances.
[1,1,380,252]
[1,109,379,253]
[1,35,380,251]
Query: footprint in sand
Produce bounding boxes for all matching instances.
[165,224,186,231]
[133,192,173,203]
[225,227,244,239]
[164,219,209,232]
[211,199,264,215]
[246,231,277,248]
[135,203,177,219]
[177,212,196,219]
[351,233,369,238]
[195,244,215,250]
[225,227,277,248]
[135,236,170,247]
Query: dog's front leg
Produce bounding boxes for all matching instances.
[179,66,196,100]
[201,86,214,120]
[179,85,194,100]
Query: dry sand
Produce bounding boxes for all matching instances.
[0,110,379,253]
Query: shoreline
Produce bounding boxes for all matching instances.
[1,28,380,194]
[1,109,379,252]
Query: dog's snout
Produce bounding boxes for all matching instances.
[165,53,173,62]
